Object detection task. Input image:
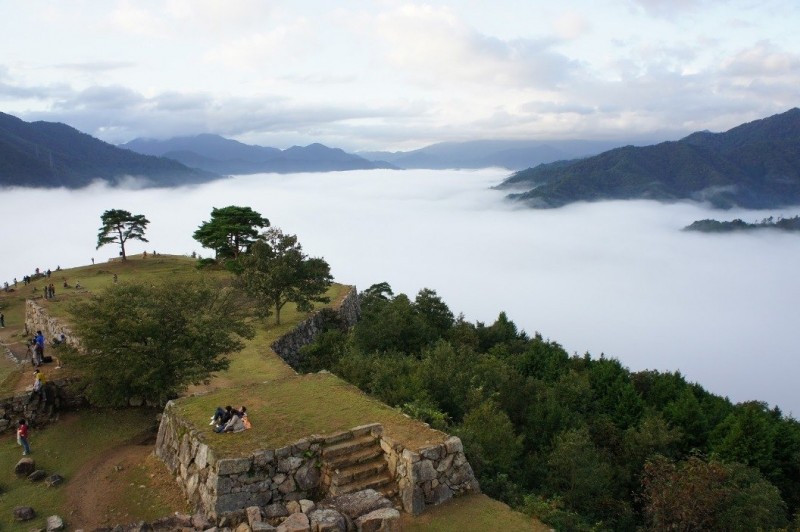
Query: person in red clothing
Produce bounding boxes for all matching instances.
[17,419,30,455]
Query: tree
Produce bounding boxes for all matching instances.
[96,209,149,260]
[193,205,270,260]
[237,227,332,325]
[66,278,253,406]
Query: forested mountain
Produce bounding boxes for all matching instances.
[121,134,396,174]
[300,283,800,530]
[358,139,625,170]
[0,112,215,188]
[498,108,800,209]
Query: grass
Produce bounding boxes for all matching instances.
[0,255,548,530]
[400,494,551,531]
[0,409,164,531]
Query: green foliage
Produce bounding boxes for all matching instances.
[193,205,270,260]
[66,278,253,406]
[96,208,149,260]
[297,284,800,529]
[236,228,332,324]
[641,454,788,531]
[685,215,800,233]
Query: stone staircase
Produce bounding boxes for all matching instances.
[320,432,397,500]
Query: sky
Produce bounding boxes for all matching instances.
[1,0,799,151]
[1,169,799,416]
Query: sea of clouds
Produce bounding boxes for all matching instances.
[2,169,798,415]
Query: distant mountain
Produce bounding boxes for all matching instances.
[121,134,396,174]
[0,112,215,188]
[498,108,800,209]
[358,139,626,170]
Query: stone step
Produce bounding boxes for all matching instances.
[321,434,378,460]
[327,470,394,497]
[331,456,388,486]
[325,444,384,470]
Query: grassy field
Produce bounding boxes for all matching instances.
[0,255,547,530]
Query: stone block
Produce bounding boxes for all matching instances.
[275,446,292,460]
[308,508,346,532]
[264,502,289,519]
[247,505,263,526]
[401,449,419,464]
[218,457,252,476]
[195,443,210,469]
[350,423,382,438]
[322,489,392,520]
[278,475,296,494]
[412,459,436,483]
[278,456,304,474]
[291,438,311,453]
[276,512,309,532]
[354,508,400,532]
[15,457,35,476]
[216,492,253,514]
[419,445,443,461]
[436,453,454,473]
[299,499,315,514]
[444,436,463,454]
[253,449,275,468]
[294,463,320,491]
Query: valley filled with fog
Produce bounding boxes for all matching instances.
[2,169,798,415]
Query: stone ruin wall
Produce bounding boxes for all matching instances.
[24,299,80,350]
[270,285,360,368]
[156,406,479,519]
[0,300,87,434]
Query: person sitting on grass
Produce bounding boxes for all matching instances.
[215,406,249,433]
[210,405,233,427]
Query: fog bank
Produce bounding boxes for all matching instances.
[2,169,798,415]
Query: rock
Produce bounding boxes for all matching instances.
[321,489,393,520]
[251,522,277,531]
[235,522,251,532]
[46,514,65,531]
[191,512,213,530]
[246,506,263,527]
[45,474,64,487]
[15,457,35,476]
[276,512,309,532]
[354,508,400,532]
[308,508,346,532]
[28,469,48,482]
[294,463,320,492]
[285,501,301,514]
[298,499,315,514]
[13,506,35,521]
[264,502,289,524]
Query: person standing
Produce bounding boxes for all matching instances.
[35,331,45,365]
[0,312,4,327]
[17,419,30,456]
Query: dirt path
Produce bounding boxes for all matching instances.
[63,431,188,530]
[64,441,153,529]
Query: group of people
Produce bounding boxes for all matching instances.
[210,405,251,433]
[42,283,57,299]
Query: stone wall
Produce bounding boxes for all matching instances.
[270,285,360,369]
[25,299,79,349]
[381,434,479,515]
[0,377,86,434]
[156,404,387,519]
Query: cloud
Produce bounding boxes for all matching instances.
[1,170,799,417]
[53,61,137,73]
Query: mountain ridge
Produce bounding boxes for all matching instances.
[121,135,397,174]
[0,112,216,188]
[498,108,800,209]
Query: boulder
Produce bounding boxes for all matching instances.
[354,508,400,532]
[246,506,264,527]
[298,499,315,514]
[15,457,35,476]
[308,508,346,532]
[264,503,289,519]
[294,463,320,492]
[285,501,301,514]
[320,489,393,520]
[28,469,48,482]
[276,512,310,532]
[45,474,65,487]
[13,506,35,521]
[46,514,65,531]
[235,522,251,532]
[191,512,213,530]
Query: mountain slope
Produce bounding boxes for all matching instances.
[358,139,624,170]
[121,135,396,174]
[499,108,800,209]
[0,113,216,188]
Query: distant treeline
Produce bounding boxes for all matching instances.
[300,283,800,530]
[685,215,800,233]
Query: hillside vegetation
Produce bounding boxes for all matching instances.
[298,283,800,530]
[0,257,543,530]
[499,108,800,209]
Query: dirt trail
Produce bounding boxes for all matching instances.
[64,441,154,529]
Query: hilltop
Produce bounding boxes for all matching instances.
[0,113,216,188]
[498,108,800,209]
